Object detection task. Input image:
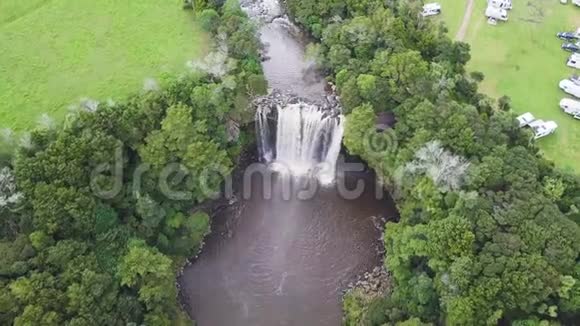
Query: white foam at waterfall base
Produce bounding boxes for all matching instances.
[257,102,344,185]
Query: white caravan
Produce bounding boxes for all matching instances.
[488,0,512,10]
[559,98,580,119]
[568,53,580,69]
[421,3,442,17]
[570,74,580,85]
[529,120,558,139]
[485,6,508,21]
[516,112,536,127]
[560,79,580,98]
[516,113,558,139]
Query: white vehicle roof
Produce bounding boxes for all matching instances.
[528,119,545,128]
[560,79,578,89]
[560,79,580,98]
[488,0,512,8]
[560,98,580,109]
[568,55,580,70]
[423,3,441,10]
[485,6,508,20]
[530,120,558,138]
[545,121,558,130]
[486,6,507,14]
[560,98,580,115]
[516,112,535,127]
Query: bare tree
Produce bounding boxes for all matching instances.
[405,140,470,192]
[79,97,100,112]
[0,167,22,210]
[143,78,160,92]
[187,39,236,78]
[18,133,33,150]
[0,128,14,147]
[37,113,55,130]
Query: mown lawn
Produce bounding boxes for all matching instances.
[434,0,467,37]
[441,0,580,173]
[0,0,206,131]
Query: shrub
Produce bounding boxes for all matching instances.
[198,9,220,33]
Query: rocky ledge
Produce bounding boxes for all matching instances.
[345,266,390,298]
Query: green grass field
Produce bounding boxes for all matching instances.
[440,0,580,173]
[435,0,467,37]
[0,0,206,131]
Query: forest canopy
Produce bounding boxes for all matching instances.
[285,0,580,325]
[0,0,265,325]
[3,0,580,325]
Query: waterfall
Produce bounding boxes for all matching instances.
[256,101,344,185]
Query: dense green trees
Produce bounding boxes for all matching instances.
[287,0,580,324]
[0,0,264,324]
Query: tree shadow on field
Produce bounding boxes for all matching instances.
[517,0,545,25]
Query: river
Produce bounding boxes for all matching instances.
[178,1,398,325]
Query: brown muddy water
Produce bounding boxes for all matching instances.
[178,0,398,325]
[179,161,396,326]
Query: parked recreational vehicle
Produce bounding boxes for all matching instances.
[421,3,441,17]
[529,120,558,139]
[567,53,580,69]
[560,79,580,98]
[516,113,558,139]
[570,74,580,85]
[485,6,508,21]
[516,112,536,127]
[488,0,512,10]
[559,98,580,119]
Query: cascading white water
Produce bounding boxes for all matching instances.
[256,102,344,185]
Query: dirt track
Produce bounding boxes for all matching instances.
[456,0,475,41]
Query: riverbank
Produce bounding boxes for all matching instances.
[0,0,270,324]
[178,88,397,325]
[286,0,580,324]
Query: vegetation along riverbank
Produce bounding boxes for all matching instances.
[2,0,580,325]
[0,1,266,324]
[286,0,580,324]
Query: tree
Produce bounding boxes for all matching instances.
[199,9,220,33]
[118,240,176,312]
[343,104,376,157]
[498,95,512,112]
[286,0,580,323]
[31,184,95,237]
[543,177,566,202]
[0,167,22,211]
[0,1,260,325]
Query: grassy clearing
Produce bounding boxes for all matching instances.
[0,0,206,131]
[441,1,580,173]
[435,0,468,37]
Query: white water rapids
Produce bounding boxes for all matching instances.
[256,102,344,185]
